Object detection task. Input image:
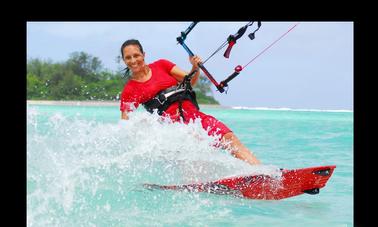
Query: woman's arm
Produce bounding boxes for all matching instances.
[169,56,201,86]
[121,111,129,120]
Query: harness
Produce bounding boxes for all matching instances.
[142,71,199,121]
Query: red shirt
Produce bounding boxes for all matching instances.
[120,59,198,118]
[120,59,232,138]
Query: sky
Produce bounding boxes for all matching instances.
[27,21,353,110]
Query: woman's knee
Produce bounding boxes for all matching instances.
[221,132,244,150]
[222,132,242,144]
[222,131,235,140]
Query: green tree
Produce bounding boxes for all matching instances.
[27,73,45,99]
[193,74,213,95]
[66,52,103,82]
[26,52,219,104]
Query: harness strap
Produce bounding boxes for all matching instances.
[142,85,199,119]
[178,99,185,121]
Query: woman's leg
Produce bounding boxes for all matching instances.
[196,111,261,165]
[221,132,261,165]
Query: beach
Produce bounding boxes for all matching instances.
[26,100,352,112]
[26,100,227,108]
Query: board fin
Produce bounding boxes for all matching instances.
[303,188,320,195]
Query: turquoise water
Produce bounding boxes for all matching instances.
[27,104,353,226]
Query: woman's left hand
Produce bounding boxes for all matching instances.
[189,55,202,69]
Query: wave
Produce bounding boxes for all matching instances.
[231,106,353,113]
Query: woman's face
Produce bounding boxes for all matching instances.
[122,45,145,74]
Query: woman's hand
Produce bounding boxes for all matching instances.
[189,55,202,69]
[169,56,202,86]
[121,111,129,120]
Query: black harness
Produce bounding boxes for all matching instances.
[142,71,199,120]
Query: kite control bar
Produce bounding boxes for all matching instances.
[177,22,225,93]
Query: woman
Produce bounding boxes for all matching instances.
[119,39,261,165]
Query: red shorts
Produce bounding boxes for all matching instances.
[164,101,232,139]
[195,111,232,139]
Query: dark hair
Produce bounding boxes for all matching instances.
[120,39,144,78]
[120,39,144,59]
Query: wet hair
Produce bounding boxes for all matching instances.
[120,39,144,78]
[120,39,144,59]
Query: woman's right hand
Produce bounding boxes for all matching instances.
[121,111,129,120]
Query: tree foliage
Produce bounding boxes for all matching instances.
[27,51,219,104]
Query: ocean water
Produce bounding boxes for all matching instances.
[27,104,353,226]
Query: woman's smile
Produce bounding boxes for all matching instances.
[123,45,145,73]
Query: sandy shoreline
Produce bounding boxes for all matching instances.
[26,100,227,108]
[27,100,120,106]
[26,100,352,112]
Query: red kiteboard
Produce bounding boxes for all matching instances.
[144,165,336,200]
